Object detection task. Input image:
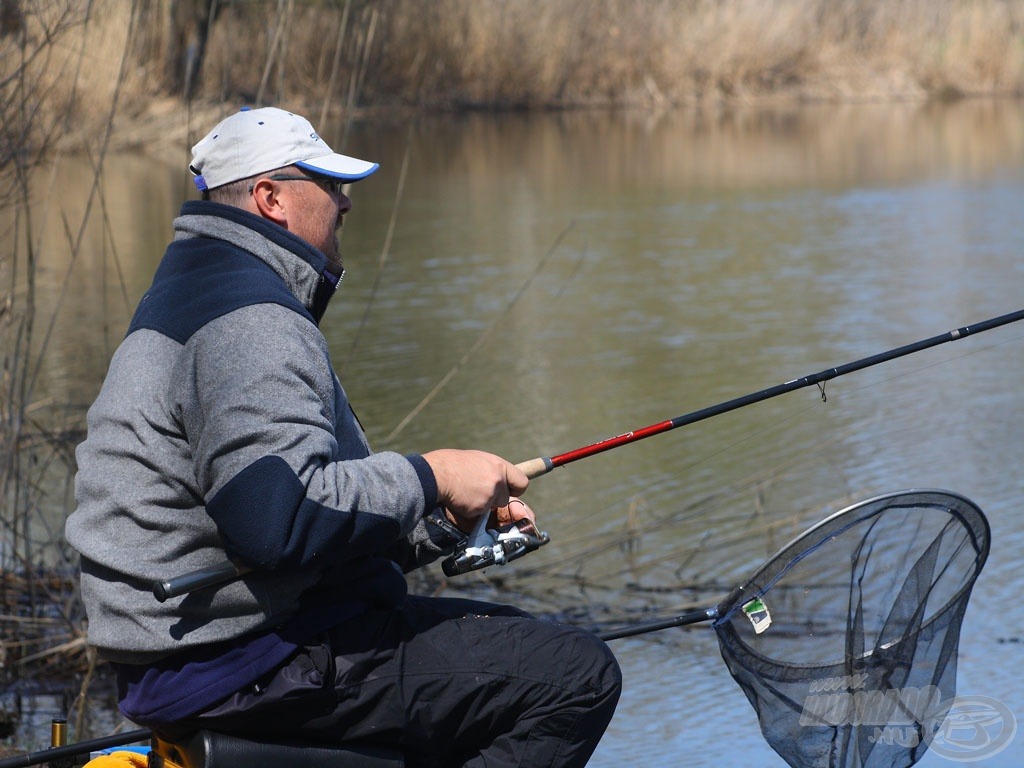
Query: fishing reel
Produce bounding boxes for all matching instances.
[442,513,550,577]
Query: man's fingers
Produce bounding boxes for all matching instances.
[423,449,531,517]
[505,462,530,497]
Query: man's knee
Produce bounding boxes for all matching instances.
[576,629,622,714]
[540,624,622,716]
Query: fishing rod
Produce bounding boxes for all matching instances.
[152,306,1024,597]
[0,728,151,768]
[516,306,1024,479]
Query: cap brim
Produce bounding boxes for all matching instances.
[296,153,379,182]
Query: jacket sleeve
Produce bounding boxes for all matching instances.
[176,303,437,572]
[384,507,467,572]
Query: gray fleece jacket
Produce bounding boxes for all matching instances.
[67,201,456,663]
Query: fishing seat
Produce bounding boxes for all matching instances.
[149,730,404,768]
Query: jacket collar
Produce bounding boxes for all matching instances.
[172,200,339,323]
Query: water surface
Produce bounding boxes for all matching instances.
[12,100,1024,766]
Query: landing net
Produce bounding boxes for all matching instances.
[712,489,989,768]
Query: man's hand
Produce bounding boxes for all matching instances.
[423,449,529,532]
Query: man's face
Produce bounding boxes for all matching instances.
[281,174,353,270]
[292,178,352,270]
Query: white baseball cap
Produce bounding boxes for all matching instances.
[190,106,379,192]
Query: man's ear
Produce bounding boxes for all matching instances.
[250,178,288,227]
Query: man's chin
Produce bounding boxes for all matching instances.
[325,249,344,275]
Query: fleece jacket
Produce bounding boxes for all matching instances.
[66,201,456,663]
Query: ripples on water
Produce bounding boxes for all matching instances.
[9,100,1024,765]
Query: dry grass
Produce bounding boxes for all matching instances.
[4,0,1022,153]
[193,0,1024,109]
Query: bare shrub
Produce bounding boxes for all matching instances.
[1,0,131,687]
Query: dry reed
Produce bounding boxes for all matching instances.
[1,1,127,689]
[6,0,1023,154]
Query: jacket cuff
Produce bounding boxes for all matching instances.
[405,454,438,513]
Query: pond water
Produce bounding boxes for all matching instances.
[9,99,1024,766]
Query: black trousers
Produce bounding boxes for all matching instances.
[174,596,622,767]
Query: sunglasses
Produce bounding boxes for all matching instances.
[266,174,348,197]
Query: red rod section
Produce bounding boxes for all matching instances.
[549,420,676,468]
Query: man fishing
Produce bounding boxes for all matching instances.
[66,106,621,767]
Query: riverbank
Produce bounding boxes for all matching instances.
[8,0,1024,156]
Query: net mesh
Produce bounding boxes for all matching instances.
[712,490,989,768]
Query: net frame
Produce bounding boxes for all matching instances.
[711,489,990,768]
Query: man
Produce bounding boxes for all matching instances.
[66,107,620,767]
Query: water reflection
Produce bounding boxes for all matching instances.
[6,100,1024,764]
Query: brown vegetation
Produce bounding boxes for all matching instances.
[1,1,101,690]
[154,0,1024,108]
[6,1,1024,152]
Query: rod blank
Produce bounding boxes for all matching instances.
[519,306,1024,477]
[154,308,1024,598]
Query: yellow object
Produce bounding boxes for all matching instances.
[83,750,150,767]
[50,719,68,748]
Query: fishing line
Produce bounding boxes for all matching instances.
[382,221,579,443]
[552,235,591,299]
[515,306,1024,479]
[345,121,414,365]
